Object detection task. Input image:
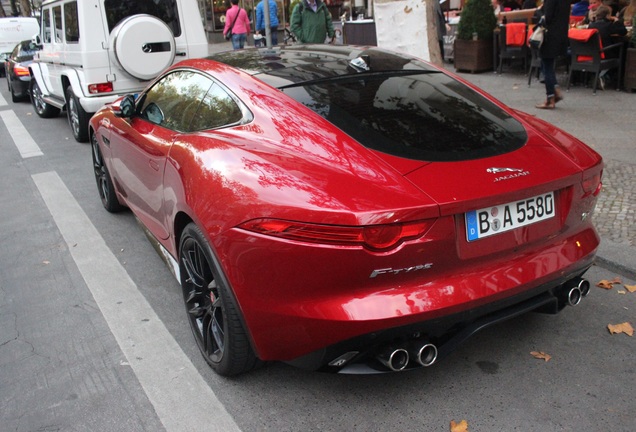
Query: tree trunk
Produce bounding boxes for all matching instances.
[10,0,19,16]
[19,0,32,16]
[374,0,441,63]
[0,5,7,18]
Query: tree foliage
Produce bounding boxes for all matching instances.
[456,0,498,41]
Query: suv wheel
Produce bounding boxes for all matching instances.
[66,86,90,143]
[30,80,61,118]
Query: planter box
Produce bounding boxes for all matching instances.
[625,48,636,93]
[454,38,494,73]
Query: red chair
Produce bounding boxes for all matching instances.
[566,28,624,94]
[496,23,528,74]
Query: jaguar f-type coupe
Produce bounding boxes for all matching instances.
[89,45,603,376]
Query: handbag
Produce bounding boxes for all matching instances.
[529,19,546,49]
[225,9,240,40]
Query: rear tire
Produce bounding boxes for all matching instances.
[30,80,60,118]
[179,223,259,376]
[66,86,90,142]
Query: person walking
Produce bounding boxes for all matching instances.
[256,0,280,46]
[224,0,251,50]
[290,0,335,44]
[535,0,570,109]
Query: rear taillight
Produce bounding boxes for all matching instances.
[14,65,30,76]
[88,82,114,94]
[238,218,432,251]
[582,171,602,197]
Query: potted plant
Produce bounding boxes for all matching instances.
[624,17,636,92]
[454,0,498,73]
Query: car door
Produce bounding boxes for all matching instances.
[109,70,214,240]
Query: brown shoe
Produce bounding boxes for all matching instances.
[554,88,564,103]
[535,96,556,109]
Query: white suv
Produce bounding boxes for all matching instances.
[29,0,208,142]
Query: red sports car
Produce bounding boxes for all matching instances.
[89,45,603,376]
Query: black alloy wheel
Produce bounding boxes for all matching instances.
[179,223,259,376]
[91,132,124,213]
[30,80,60,118]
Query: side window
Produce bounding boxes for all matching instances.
[104,0,182,37]
[139,70,213,132]
[190,84,244,131]
[11,44,20,59]
[53,6,63,43]
[42,8,52,43]
[64,1,80,43]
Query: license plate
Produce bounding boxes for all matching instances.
[465,192,555,241]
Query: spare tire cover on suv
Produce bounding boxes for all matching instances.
[109,14,176,81]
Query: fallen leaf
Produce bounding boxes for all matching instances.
[597,277,622,290]
[450,419,469,432]
[618,290,626,295]
[625,284,636,293]
[607,322,634,336]
[43,260,50,265]
[530,351,551,361]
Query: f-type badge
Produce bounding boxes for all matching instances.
[370,263,433,278]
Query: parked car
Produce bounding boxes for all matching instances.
[4,39,37,102]
[89,45,603,376]
[29,0,208,143]
[0,17,39,77]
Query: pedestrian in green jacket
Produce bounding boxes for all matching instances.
[290,0,335,44]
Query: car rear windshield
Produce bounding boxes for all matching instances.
[104,0,181,36]
[279,71,527,162]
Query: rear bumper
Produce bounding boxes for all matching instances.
[11,76,31,97]
[219,222,600,366]
[286,264,593,373]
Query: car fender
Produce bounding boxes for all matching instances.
[28,62,50,96]
[59,68,86,104]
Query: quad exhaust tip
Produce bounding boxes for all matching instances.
[413,343,438,367]
[564,278,590,306]
[377,342,438,371]
[377,348,409,371]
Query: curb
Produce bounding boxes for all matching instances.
[595,238,636,281]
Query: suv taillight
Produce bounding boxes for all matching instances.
[88,82,114,94]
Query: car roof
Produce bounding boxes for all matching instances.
[208,44,438,88]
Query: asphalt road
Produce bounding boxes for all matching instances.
[1,76,635,432]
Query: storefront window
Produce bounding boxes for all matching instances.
[206,0,288,32]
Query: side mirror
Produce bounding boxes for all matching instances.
[113,95,136,118]
[31,34,42,49]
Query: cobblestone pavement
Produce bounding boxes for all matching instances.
[595,159,636,246]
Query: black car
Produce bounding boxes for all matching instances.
[4,40,38,102]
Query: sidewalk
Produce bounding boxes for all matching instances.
[207,42,636,278]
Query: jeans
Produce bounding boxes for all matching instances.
[269,27,278,46]
[231,33,247,50]
[541,57,557,98]
[257,28,278,46]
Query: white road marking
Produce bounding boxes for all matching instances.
[0,110,43,158]
[32,171,241,432]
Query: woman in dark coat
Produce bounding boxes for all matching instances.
[535,0,570,109]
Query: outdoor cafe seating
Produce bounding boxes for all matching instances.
[566,28,625,94]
